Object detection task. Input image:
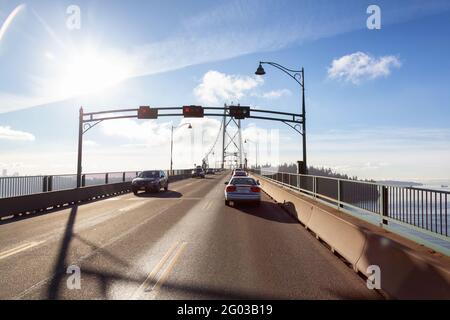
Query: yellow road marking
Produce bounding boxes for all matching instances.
[150,242,187,293]
[0,241,45,260]
[131,242,180,299]
[202,200,211,210]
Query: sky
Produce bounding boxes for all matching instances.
[0,0,450,181]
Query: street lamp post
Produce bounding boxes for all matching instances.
[170,122,192,176]
[244,139,258,169]
[255,62,307,174]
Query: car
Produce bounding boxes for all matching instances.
[232,170,248,177]
[224,176,261,206]
[132,170,169,195]
[192,167,205,178]
[206,168,215,175]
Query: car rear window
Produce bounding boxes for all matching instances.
[139,171,159,178]
[230,178,256,185]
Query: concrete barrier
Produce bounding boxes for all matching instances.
[257,178,314,225]
[255,174,450,299]
[0,182,132,218]
[0,173,194,219]
[307,205,367,269]
[356,231,450,299]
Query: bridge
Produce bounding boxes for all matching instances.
[0,166,449,300]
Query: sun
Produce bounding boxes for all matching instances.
[52,46,134,97]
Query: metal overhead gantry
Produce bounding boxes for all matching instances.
[77,105,304,187]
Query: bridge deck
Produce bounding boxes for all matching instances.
[0,172,380,300]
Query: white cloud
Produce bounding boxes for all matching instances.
[100,119,171,146]
[260,89,292,99]
[0,125,35,141]
[328,52,401,84]
[194,70,263,105]
[100,117,222,152]
[95,117,229,169]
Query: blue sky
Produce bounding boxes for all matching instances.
[0,0,450,180]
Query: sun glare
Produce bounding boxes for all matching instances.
[54,47,133,97]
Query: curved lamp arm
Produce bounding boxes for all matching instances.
[259,61,304,87]
[173,122,192,130]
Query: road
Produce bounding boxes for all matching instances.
[0,172,381,300]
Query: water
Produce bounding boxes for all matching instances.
[344,199,450,252]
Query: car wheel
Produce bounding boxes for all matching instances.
[225,200,230,206]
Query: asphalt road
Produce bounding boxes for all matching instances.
[0,172,381,300]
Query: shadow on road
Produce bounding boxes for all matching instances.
[135,190,183,199]
[47,205,78,299]
[232,201,299,224]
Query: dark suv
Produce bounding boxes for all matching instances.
[132,170,169,194]
[191,166,205,178]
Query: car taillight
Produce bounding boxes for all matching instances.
[226,186,236,192]
[250,186,261,193]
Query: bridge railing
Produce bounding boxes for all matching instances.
[251,169,449,239]
[0,169,194,199]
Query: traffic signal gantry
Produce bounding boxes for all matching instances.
[77,104,304,186]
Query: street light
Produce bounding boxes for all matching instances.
[244,139,258,169]
[255,61,307,174]
[170,122,192,175]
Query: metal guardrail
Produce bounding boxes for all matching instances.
[251,169,449,238]
[0,169,194,199]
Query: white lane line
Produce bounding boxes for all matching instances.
[127,197,203,201]
[119,201,149,212]
[0,241,45,260]
[182,182,195,188]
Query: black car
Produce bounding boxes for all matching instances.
[132,170,169,194]
[191,167,205,178]
[206,168,215,175]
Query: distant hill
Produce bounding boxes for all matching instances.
[257,163,375,182]
[377,180,423,187]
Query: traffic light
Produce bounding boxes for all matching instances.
[138,106,158,119]
[229,106,250,119]
[183,105,204,118]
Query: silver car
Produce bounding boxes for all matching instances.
[224,177,261,206]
